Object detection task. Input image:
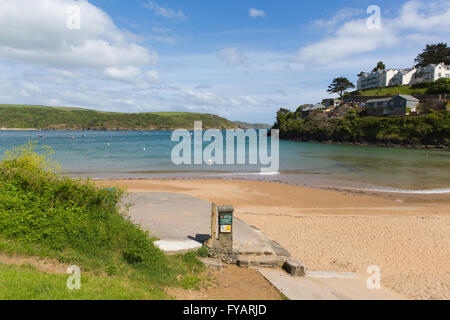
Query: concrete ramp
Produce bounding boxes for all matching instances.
[258,269,406,300]
[125,192,290,260]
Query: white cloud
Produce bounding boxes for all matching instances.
[311,8,363,32]
[143,1,186,20]
[217,48,247,66]
[297,0,450,66]
[0,0,156,73]
[249,8,266,18]
[104,66,141,82]
[145,70,160,83]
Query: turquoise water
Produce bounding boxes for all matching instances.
[0,130,449,191]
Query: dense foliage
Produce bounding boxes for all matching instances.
[274,109,450,147]
[0,105,237,130]
[327,77,355,100]
[0,143,203,287]
[414,42,450,67]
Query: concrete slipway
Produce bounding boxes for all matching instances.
[125,192,406,300]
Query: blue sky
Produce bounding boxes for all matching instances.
[0,0,449,123]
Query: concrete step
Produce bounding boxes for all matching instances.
[237,254,288,268]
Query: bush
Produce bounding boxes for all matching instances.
[411,81,433,89]
[426,78,450,94]
[0,142,203,286]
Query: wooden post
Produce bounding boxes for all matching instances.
[207,202,217,247]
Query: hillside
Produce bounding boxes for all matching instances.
[349,79,450,96]
[234,121,271,129]
[0,105,238,130]
[274,109,450,148]
[352,86,427,96]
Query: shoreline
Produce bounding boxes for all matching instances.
[71,171,450,195]
[282,137,450,151]
[94,178,450,299]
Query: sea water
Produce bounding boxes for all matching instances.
[0,130,449,192]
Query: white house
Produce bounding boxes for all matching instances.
[412,62,450,83]
[390,68,416,86]
[357,69,398,90]
[357,62,449,90]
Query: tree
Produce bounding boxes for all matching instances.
[414,43,450,67]
[327,77,355,101]
[372,61,386,72]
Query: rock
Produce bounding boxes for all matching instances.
[283,259,307,277]
[200,257,223,272]
[237,255,287,268]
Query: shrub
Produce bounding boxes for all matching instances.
[0,142,203,286]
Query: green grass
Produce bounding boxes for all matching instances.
[0,104,237,130]
[353,79,450,96]
[0,263,171,300]
[0,143,205,299]
[352,86,428,96]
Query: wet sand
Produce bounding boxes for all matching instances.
[96,179,450,300]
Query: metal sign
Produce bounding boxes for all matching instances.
[219,214,232,225]
[220,225,232,233]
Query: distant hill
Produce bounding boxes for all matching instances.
[0,104,238,130]
[234,121,271,129]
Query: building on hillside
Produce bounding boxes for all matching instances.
[412,62,450,83]
[302,103,326,116]
[321,98,341,108]
[357,63,450,90]
[390,68,416,86]
[357,69,398,90]
[365,94,420,116]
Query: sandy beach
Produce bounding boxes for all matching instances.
[95,178,450,300]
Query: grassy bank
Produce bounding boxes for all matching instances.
[0,143,205,299]
[0,105,237,130]
[350,78,450,96]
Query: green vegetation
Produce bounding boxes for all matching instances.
[352,85,428,96]
[0,105,237,130]
[415,42,450,67]
[274,109,450,147]
[350,79,450,96]
[0,143,205,299]
[372,61,386,72]
[0,263,169,300]
[327,77,355,100]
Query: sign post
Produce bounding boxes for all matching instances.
[217,206,234,256]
